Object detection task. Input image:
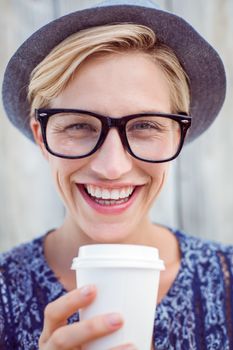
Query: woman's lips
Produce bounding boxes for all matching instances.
[77,184,141,215]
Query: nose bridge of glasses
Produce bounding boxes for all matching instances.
[106,116,124,128]
[107,116,127,144]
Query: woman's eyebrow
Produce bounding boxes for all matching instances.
[75,109,167,115]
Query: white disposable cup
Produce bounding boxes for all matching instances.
[71,244,165,350]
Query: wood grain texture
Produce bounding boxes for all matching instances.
[170,0,233,243]
[0,0,64,252]
[0,0,232,252]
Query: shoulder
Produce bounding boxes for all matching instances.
[156,229,233,348]
[0,235,46,348]
[174,228,233,284]
[0,234,51,308]
[174,228,233,259]
[0,235,46,304]
[0,235,45,281]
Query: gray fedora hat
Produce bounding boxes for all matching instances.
[2,0,226,143]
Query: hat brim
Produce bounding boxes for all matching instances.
[2,4,226,142]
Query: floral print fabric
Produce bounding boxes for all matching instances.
[0,228,233,349]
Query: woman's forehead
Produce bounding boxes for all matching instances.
[50,52,171,114]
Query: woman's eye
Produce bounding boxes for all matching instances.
[134,122,154,129]
[64,123,95,131]
[130,121,161,131]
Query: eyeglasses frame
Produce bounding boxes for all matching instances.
[35,108,192,163]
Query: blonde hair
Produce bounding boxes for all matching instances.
[28,24,190,116]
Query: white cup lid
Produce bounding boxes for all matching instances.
[71,244,165,270]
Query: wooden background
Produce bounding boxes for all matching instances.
[0,0,233,253]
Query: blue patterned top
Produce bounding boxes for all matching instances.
[0,228,233,349]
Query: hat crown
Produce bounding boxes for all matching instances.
[96,0,160,10]
[2,0,226,142]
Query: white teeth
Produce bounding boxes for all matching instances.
[85,185,134,200]
[111,189,120,200]
[127,188,132,197]
[119,188,126,199]
[95,187,102,198]
[102,189,111,199]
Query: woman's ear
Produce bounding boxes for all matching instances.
[30,118,49,160]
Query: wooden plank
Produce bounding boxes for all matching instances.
[0,0,64,252]
[170,0,233,243]
[57,0,169,14]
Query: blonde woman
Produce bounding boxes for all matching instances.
[1,1,230,349]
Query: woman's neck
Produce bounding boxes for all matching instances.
[43,214,181,293]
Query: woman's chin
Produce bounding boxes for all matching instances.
[77,221,135,244]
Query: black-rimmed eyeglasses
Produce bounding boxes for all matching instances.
[35,108,191,163]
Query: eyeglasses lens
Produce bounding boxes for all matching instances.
[46,112,181,161]
[126,116,181,161]
[46,112,102,157]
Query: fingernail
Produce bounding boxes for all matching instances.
[105,313,123,327]
[80,285,95,297]
[122,345,137,350]
[122,344,137,350]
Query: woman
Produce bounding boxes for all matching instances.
[0,0,231,349]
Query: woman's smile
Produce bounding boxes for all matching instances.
[77,183,142,215]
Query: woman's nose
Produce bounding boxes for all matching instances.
[90,128,133,180]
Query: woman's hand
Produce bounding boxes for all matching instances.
[39,285,136,350]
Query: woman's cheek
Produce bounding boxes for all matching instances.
[146,164,170,202]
